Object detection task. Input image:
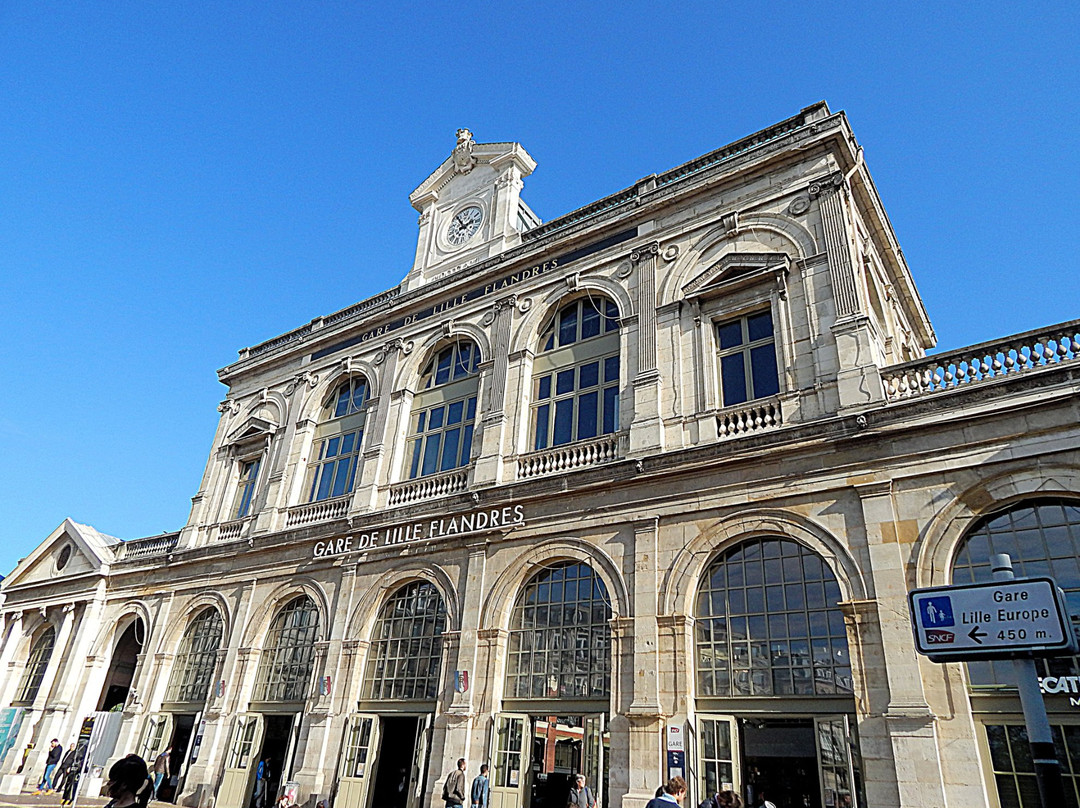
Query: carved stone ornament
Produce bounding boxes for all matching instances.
[453,129,477,174]
[217,399,240,416]
[808,172,845,198]
[630,242,660,264]
[616,260,633,278]
[721,211,740,235]
[284,371,319,396]
[565,273,580,292]
[661,244,680,262]
[788,195,811,216]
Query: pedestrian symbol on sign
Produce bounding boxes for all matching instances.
[920,596,954,628]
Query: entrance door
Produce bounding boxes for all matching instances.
[218,714,264,808]
[371,717,422,808]
[406,715,432,808]
[139,714,173,764]
[581,715,606,808]
[697,715,740,799]
[490,714,531,808]
[160,713,197,803]
[337,714,380,808]
[814,716,858,808]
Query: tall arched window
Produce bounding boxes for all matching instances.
[531,298,620,450]
[406,341,481,478]
[253,596,320,703]
[164,608,224,705]
[14,625,56,706]
[952,499,1080,808]
[952,499,1080,685]
[507,561,612,699]
[363,581,447,700]
[307,377,369,502]
[696,538,852,697]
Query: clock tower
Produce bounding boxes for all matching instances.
[403,129,539,291]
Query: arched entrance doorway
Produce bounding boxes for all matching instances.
[492,561,612,808]
[693,537,863,808]
[98,618,145,711]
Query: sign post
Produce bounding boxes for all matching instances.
[909,554,1077,808]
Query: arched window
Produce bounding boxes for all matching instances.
[531,298,620,450]
[952,498,1080,685]
[507,561,612,699]
[363,581,447,700]
[14,625,56,705]
[253,596,320,703]
[307,377,369,502]
[164,608,224,705]
[696,538,852,697]
[406,341,481,478]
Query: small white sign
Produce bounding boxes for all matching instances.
[666,724,684,752]
[909,578,1076,661]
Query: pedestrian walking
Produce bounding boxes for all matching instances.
[646,777,687,808]
[55,744,77,799]
[442,758,467,808]
[35,739,62,793]
[253,758,270,808]
[470,764,490,808]
[153,746,172,799]
[566,774,596,808]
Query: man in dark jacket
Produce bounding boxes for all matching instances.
[443,759,467,808]
[36,739,63,793]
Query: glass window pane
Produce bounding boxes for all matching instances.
[579,361,599,388]
[750,344,780,398]
[747,310,774,341]
[558,305,578,346]
[409,438,422,479]
[717,321,743,349]
[581,301,601,339]
[315,463,334,500]
[602,386,618,434]
[331,458,352,497]
[538,375,552,399]
[429,406,445,429]
[604,355,619,383]
[556,369,576,396]
[447,400,464,425]
[461,424,474,462]
[553,399,574,445]
[466,397,477,419]
[440,428,462,471]
[534,404,550,450]
[421,435,441,476]
[325,436,341,458]
[577,391,599,441]
[340,432,356,455]
[604,301,619,331]
[721,354,748,406]
[435,349,452,385]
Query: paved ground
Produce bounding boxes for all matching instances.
[0,794,110,808]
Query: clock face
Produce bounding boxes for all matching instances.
[446,205,483,247]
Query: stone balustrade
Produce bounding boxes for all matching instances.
[285,495,350,528]
[117,532,179,560]
[518,435,621,479]
[216,518,249,542]
[882,319,1080,402]
[389,469,470,505]
[717,397,783,438]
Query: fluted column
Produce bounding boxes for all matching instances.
[628,242,664,454]
[352,338,413,510]
[811,173,884,410]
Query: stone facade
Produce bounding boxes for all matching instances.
[1,102,1078,808]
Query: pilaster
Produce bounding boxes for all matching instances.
[628,242,664,455]
[853,480,946,808]
[474,296,528,486]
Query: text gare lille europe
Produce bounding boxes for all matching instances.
[312,505,526,558]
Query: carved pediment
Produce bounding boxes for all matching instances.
[1,519,117,590]
[224,415,277,448]
[683,252,790,299]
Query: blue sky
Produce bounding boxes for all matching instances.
[1,2,1077,576]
